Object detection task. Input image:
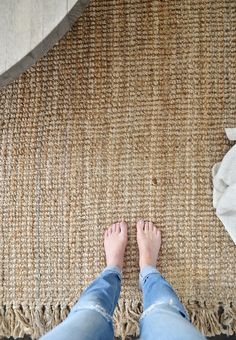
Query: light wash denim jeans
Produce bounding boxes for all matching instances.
[41,266,206,340]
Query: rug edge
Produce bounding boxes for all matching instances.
[0,300,235,339]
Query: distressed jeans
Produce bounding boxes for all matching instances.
[41,266,206,340]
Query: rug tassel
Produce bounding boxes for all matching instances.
[113,298,142,340]
[188,301,236,337]
[220,303,236,335]
[0,301,235,339]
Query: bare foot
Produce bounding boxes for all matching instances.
[104,221,128,270]
[137,219,161,271]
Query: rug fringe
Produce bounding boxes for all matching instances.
[114,298,142,340]
[188,300,236,337]
[0,303,70,339]
[0,301,235,339]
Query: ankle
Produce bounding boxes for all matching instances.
[139,258,156,271]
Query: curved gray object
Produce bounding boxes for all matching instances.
[0,0,90,88]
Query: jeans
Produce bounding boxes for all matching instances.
[41,266,206,340]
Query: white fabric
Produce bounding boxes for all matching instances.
[212,128,236,244]
[225,128,236,141]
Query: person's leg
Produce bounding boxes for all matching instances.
[41,221,128,340]
[137,220,206,340]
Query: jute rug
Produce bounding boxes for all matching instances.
[0,0,236,339]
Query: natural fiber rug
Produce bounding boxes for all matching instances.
[0,0,236,339]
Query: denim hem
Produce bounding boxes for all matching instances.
[139,265,160,288]
[102,265,122,280]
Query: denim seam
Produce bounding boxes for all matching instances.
[108,274,120,315]
[101,269,121,315]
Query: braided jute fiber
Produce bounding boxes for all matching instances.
[0,0,236,338]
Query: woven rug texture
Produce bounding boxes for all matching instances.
[0,0,236,339]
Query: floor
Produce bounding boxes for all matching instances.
[3,335,235,339]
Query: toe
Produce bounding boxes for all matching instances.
[137,219,145,232]
[120,221,127,234]
[149,221,154,231]
[116,222,121,232]
[108,226,113,235]
[144,221,149,231]
[112,223,116,233]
